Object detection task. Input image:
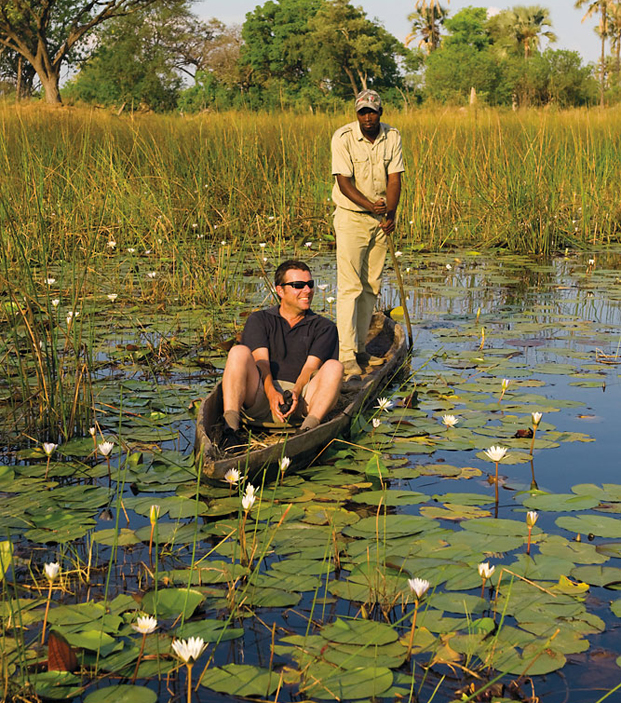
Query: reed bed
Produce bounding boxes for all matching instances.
[1,104,621,267]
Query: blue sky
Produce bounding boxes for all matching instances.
[199,0,602,64]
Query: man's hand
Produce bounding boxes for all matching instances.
[266,387,299,423]
[379,215,396,234]
[372,199,388,215]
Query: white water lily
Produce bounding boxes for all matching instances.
[242,489,256,512]
[478,562,495,579]
[220,240,227,246]
[224,468,240,486]
[483,445,508,463]
[279,456,291,473]
[43,442,57,456]
[98,441,114,457]
[408,578,430,600]
[66,311,79,326]
[132,615,157,634]
[446,263,452,270]
[326,296,335,304]
[146,271,157,279]
[375,397,394,412]
[372,418,381,429]
[442,414,458,428]
[171,636,207,663]
[305,241,312,248]
[149,505,160,524]
[317,283,328,291]
[127,248,136,253]
[259,242,267,248]
[107,293,118,302]
[526,510,539,527]
[51,299,60,307]
[88,426,96,437]
[394,250,403,257]
[531,412,542,427]
[44,562,60,581]
[501,378,510,391]
[45,277,56,285]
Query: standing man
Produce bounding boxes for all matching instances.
[331,89,404,379]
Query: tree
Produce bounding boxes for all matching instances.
[575,0,614,106]
[488,5,556,60]
[308,0,405,96]
[66,1,196,111]
[0,0,163,104]
[424,7,503,104]
[405,4,448,53]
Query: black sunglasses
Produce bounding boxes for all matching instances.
[281,280,315,290]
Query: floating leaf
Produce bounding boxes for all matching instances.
[200,664,279,697]
[83,685,157,703]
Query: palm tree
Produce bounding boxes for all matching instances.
[405,4,448,53]
[575,0,614,106]
[508,5,557,60]
[606,1,621,85]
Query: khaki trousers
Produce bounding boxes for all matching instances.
[334,207,387,362]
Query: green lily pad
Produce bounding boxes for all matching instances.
[301,664,393,700]
[200,664,279,696]
[320,618,398,646]
[84,685,158,703]
[521,493,599,512]
[556,515,621,539]
[570,566,621,588]
[141,588,204,619]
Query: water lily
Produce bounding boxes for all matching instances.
[45,277,56,285]
[220,240,227,246]
[107,293,118,302]
[305,241,312,248]
[107,240,116,249]
[408,578,430,600]
[279,456,291,473]
[224,468,240,486]
[132,615,157,634]
[149,505,160,524]
[484,446,509,513]
[442,414,458,428]
[531,412,542,427]
[146,271,157,279]
[484,446,508,463]
[98,441,114,457]
[317,283,328,291]
[66,311,79,327]
[259,242,267,248]
[526,510,539,555]
[41,562,60,644]
[406,577,430,660]
[372,417,381,429]
[45,562,60,581]
[43,442,57,457]
[478,562,495,598]
[394,250,403,257]
[375,397,394,412]
[446,263,452,270]
[242,491,256,512]
[172,636,206,663]
[127,247,136,253]
[326,296,335,304]
[172,637,207,703]
[478,562,495,580]
[51,298,60,307]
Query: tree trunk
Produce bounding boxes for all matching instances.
[36,67,62,104]
[16,55,22,102]
[600,7,607,108]
[343,65,359,96]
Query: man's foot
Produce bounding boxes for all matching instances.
[356,351,385,367]
[342,359,363,380]
[219,425,246,453]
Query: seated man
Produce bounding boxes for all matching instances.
[220,259,344,450]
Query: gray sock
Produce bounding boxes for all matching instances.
[300,414,320,431]
[223,410,240,431]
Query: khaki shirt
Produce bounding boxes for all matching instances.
[331,120,404,212]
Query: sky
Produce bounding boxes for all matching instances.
[198,0,602,65]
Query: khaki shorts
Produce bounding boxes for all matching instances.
[242,378,309,428]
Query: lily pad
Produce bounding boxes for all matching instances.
[200,664,279,697]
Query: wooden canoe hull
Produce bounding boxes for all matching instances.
[195,313,407,479]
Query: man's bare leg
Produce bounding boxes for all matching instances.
[300,359,343,429]
[222,345,260,430]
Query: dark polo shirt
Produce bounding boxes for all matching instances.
[241,306,338,383]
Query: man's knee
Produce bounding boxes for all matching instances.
[224,344,253,372]
[320,359,344,384]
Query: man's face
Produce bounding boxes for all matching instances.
[277,269,314,311]
[357,107,381,139]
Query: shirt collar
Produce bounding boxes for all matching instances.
[266,305,315,325]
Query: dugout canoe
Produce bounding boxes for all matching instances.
[195,312,407,480]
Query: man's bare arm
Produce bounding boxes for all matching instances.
[336,175,387,215]
[380,172,402,234]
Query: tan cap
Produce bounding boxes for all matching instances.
[355,89,381,112]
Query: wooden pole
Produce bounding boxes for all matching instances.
[385,230,413,349]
